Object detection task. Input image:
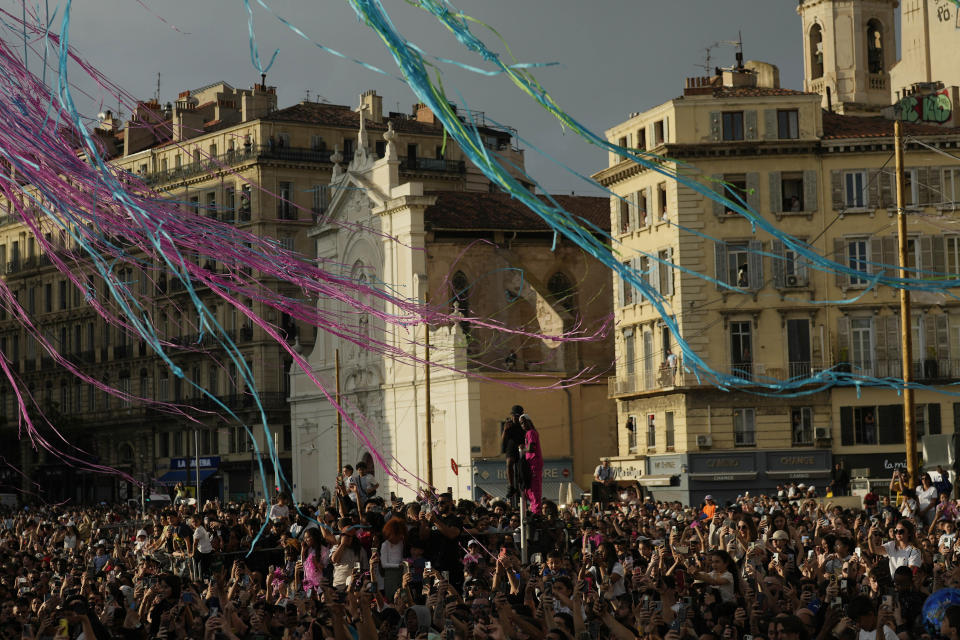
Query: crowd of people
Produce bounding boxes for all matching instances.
[3,460,960,640]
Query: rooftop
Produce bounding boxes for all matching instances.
[425,192,609,233]
[263,101,445,135]
[821,111,960,139]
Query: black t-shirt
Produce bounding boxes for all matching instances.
[502,423,525,458]
[430,513,463,571]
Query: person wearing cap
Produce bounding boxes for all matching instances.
[500,405,526,502]
[702,495,717,519]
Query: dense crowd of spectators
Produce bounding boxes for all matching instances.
[2,464,960,640]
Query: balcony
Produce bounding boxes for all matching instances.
[835,357,960,382]
[277,204,298,221]
[399,157,466,174]
[608,359,830,397]
[868,74,887,91]
[142,145,333,186]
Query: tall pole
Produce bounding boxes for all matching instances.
[335,349,343,471]
[194,429,201,505]
[895,120,918,486]
[424,318,433,487]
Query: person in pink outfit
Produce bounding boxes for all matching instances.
[520,414,543,513]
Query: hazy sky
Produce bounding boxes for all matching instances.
[50,1,805,193]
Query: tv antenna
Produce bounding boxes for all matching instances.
[697,32,744,74]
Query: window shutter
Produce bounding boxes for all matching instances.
[882,236,897,273]
[649,257,660,297]
[715,241,728,290]
[834,239,847,287]
[769,172,782,214]
[933,235,946,279]
[929,403,942,435]
[875,315,888,369]
[937,313,950,361]
[709,112,721,142]
[837,316,850,362]
[840,406,854,446]
[831,170,843,211]
[771,239,786,289]
[746,173,760,212]
[886,315,901,371]
[878,405,905,445]
[871,238,885,275]
[711,174,725,216]
[928,166,943,205]
[924,314,937,363]
[664,117,669,143]
[764,109,777,140]
[868,169,880,209]
[745,110,758,140]
[917,167,930,205]
[803,170,818,212]
[920,235,933,278]
[617,272,624,307]
[628,191,638,231]
[748,240,763,290]
[879,170,893,209]
[645,186,653,226]
[666,248,675,296]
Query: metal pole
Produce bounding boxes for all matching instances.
[895,120,918,486]
[425,319,433,487]
[518,445,528,564]
[335,349,343,471]
[194,429,201,505]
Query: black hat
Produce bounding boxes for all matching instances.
[510,405,524,416]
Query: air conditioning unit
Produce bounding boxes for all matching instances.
[785,274,800,287]
[696,435,713,448]
[815,427,831,440]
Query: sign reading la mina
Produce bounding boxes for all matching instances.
[706,459,741,468]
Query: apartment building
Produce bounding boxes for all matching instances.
[0,80,531,503]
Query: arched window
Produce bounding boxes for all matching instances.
[451,271,470,316]
[547,272,577,316]
[809,24,824,79]
[866,19,884,74]
[352,261,370,340]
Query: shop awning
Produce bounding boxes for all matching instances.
[156,469,216,486]
[637,475,675,487]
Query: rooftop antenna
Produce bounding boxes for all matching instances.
[696,35,744,74]
[305,89,311,102]
[156,72,161,103]
[260,72,267,89]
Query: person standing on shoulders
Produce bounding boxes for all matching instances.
[501,405,526,502]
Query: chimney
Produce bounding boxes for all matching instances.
[413,103,436,125]
[360,90,383,123]
[721,67,756,89]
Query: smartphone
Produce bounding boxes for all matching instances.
[882,595,893,609]
[840,579,848,590]
[854,547,862,559]
[353,562,361,572]
[675,545,689,554]
[807,550,815,560]
[425,561,432,571]
[182,593,194,603]
[57,619,68,638]
[442,570,449,581]
[671,603,688,632]
[831,597,843,610]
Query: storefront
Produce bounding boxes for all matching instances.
[157,456,221,502]
[684,449,832,505]
[642,454,687,503]
[835,452,909,494]
[473,458,584,504]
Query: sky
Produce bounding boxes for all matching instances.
[44,0,806,194]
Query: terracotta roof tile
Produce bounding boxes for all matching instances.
[822,111,960,139]
[425,192,609,233]
[711,86,815,99]
[263,101,445,135]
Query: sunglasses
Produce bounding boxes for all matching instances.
[895,529,907,534]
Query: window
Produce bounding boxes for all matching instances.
[206,191,217,218]
[283,424,292,452]
[727,243,752,288]
[280,236,295,252]
[173,431,184,457]
[781,173,804,211]
[278,132,290,148]
[810,25,824,79]
[119,374,131,407]
[189,196,200,215]
[310,135,326,151]
[854,407,877,445]
[722,112,744,141]
[646,414,656,448]
[844,171,868,209]
[948,236,960,276]
[619,198,630,234]
[278,181,294,219]
[44,283,52,313]
[240,185,251,216]
[620,261,634,306]
[159,432,169,458]
[158,372,169,401]
[224,187,235,222]
[637,128,647,150]
[665,411,675,449]
[623,329,635,375]
[915,403,942,438]
[637,189,648,228]
[657,183,667,220]
[850,317,874,374]
[847,238,869,285]
[777,110,799,139]
[903,169,919,208]
[201,429,212,456]
[733,408,756,446]
[944,168,960,206]
[312,185,329,217]
[730,321,753,380]
[627,415,638,453]
[866,19,884,74]
[643,331,655,390]
[59,280,67,309]
[792,407,813,445]
[723,175,748,214]
[547,272,576,316]
[653,120,666,146]
[657,249,674,295]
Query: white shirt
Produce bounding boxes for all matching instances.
[916,485,938,511]
[858,626,898,640]
[193,526,213,554]
[269,504,290,520]
[881,540,921,575]
[604,562,626,598]
[380,539,404,569]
